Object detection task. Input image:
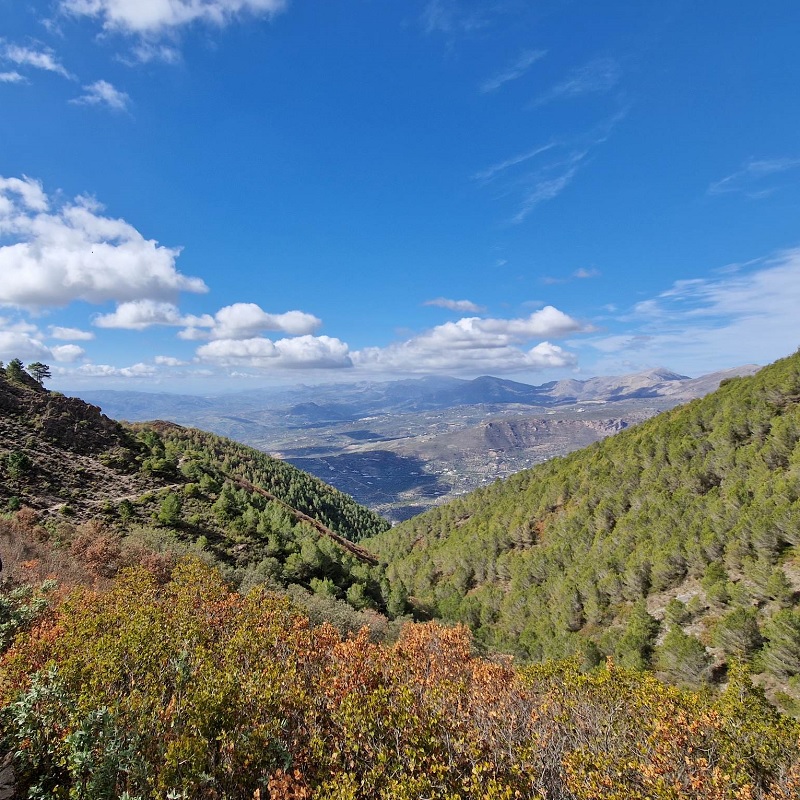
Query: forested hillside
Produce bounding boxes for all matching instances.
[366,350,800,704]
[5,355,800,797]
[0,363,392,619]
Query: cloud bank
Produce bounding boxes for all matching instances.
[353,306,584,374]
[583,249,800,374]
[0,175,207,309]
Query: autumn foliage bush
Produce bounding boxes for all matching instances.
[2,558,800,799]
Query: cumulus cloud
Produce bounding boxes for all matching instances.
[1,43,72,78]
[179,302,321,340]
[0,71,25,83]
[355,339,575,374]
[196,334,352,369]
[424,298,484,313]
[480,49,546,93]
[416,306,583,347]
[0,316,39,335]
[0,331,51,362]
[71,79,130,111]
[154,355,187,366]
[94,300,191,329]
[49,326,95,341]
[51,344,85,362]
[353,306,584,375]
[0,328,83,363]
[581,248,800,374]
[0,176,48,212]
[0,175,207,309]
[59,0,287,35]
[77,361,156,378]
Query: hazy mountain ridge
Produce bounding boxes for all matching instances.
[74,365,759,520]
[78,365,759,420]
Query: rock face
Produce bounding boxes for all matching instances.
[481,418,628,451]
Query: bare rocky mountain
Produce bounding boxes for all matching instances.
[74,364,760,521]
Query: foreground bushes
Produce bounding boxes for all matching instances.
[2,559,800,799]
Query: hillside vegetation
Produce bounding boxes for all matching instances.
[0,363,392,619]
[5,356,800,796]
[367,350,800,703]
[2,558,800,799]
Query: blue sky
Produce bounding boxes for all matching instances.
[1,0,800,392]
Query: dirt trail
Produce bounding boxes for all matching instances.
[42,483,185,514]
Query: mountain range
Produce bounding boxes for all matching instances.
[75,364,759,520]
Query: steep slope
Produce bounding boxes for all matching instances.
[366,351,800,700]
[0,366,391,613]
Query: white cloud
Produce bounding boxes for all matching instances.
[708,157,800,198]
[0,327,84,363]
[77,361,156,377]
[49,326,95,340]
[94,300,188,329]
[96,300,320,338]
[154,355,187,366]
[0,71,25,83]
[0,316,39,335]
[60,0,287,35]
[0,175,207,309]
[355,339,575,375]
[197,334,352,369]
[180,302,320,339]
[582,248,800,374]
[473,142,585,223]
[51,344,85,362]
[0,175,48,212]
[534,57,621,106]
[2,43,72,79]
[352,306,584,375]
[480,50,546,93]
[424,298,484,313]
[0,331,51,362]
[129,42,181,64]
[419,306,584,346]
[71,80,130,111]
[0,315,88,363]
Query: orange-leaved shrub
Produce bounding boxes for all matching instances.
[2,557,800,799]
